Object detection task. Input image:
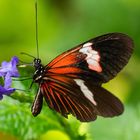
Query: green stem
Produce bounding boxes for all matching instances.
[10,92,33,103]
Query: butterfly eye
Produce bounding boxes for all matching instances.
[37,59,41,64]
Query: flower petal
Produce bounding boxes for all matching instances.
[11,56,19,64]
[10,56,19,77]
[4,72,12,89]
[0,85,15,100]
[0,62,9,76]
[4,88,15,95]
[0,56,19,77]
[0,56,19,100]
[0,61,11,75]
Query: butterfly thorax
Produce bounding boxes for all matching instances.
[33,58,45,83]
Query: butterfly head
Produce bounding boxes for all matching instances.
[33,58,42,69]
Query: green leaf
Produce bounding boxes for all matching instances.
[0,95,85,140]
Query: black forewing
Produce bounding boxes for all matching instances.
[46,33,134,85]
[85,33,134,83]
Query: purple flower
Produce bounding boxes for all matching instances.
[0,56,19,77]
[0,56,19,99]
[0,86,15,99]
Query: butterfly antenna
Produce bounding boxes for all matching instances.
[20,52,36,59]
[35,0,39,58]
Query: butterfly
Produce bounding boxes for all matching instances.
[31,33,133,122]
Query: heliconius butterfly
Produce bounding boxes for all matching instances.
[28,1,134,122]
[31,32,133,122]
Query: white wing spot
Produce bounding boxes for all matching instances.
[83,42,93,47]
[79,42,102,72]
[74,79,97,106]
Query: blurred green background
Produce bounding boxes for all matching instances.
[0,0,140,140]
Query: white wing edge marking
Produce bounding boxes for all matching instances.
[74,79,97,106]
